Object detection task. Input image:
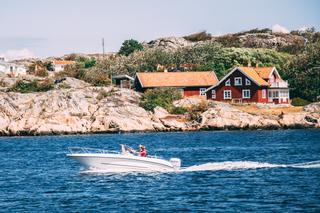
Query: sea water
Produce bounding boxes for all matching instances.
[0,130,319,212]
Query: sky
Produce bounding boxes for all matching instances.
[0,0,319,59]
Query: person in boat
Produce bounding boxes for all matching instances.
[128,145,147,157]
[139,145,147,157]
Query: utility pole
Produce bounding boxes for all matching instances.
[102,38,105,58]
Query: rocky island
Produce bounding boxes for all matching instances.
[1,28,319,136]
[0,77,319,136]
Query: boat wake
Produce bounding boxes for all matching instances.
[181,160,320,172]
[80,161,320,174]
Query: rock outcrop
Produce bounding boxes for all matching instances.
[143,32,305,52]
[143,37,194,51]
[0,87,166,135]
[200,101,319,130]
[0,87,319,136]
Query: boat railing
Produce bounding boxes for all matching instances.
[68,147,119,154]
[68,146,162,159]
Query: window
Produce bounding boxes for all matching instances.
[211,90,216,99]
[235,77,242,86]
[223,90,232,99]
[225,79,231,86]
[245,78,251,85]
[199,88,206,96]
[262,89,266,98]
[280,90,289,98]
[242,89,250,99]
[270,91,279,98]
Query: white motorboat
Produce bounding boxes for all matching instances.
[67,145,181,173]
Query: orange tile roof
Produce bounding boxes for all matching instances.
[136,71,218,88]
[53,60,76,65]
[238,67,269,86]
[253,67,274,79]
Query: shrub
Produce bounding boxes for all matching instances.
[28,60,50,77]
[139,88,183,111]
[169,106,187,115]
[235,28,272,36]
[183,31,212,42]
[291,97,311,106]
[54,63,110,87]
[186,101,209,122]
[84,58,96,68]
[10,79,54,93]
[96,89,112,100]
[83,69,111,86]
[34,68,49,77]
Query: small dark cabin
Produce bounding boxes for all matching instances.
[112,75,134,89]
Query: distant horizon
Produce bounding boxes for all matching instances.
[1,0,319,59]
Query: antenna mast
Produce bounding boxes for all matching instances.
[102,38,105,58]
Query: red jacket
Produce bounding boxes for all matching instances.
[140,149,147,157]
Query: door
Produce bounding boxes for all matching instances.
[268,91,273,102]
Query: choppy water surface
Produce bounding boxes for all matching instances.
[0,130,319,212]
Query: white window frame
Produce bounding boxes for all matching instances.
[225,79,231,86]
[245,78,251,85]
[235,77,242,86]
[223,90,232,100]
[199,88,206,96]
[242,89,250,99]
[262,89,266,98]
[211,90,216,99]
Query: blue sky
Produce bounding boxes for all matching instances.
[0,0,319,59]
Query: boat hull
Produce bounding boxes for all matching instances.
[67,153,176,172]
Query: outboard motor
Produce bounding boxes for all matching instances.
[169,158,181,170]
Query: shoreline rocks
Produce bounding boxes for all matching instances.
[0,87,319,136]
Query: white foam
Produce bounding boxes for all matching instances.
[79,161,320,174]
[181,161,283,172]
[289,161,320,169]
[181,160,320,172]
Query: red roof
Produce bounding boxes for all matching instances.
[136,71,218,88]
[238,67,269,86]
[253,67,275,79]
[53,60,76,65]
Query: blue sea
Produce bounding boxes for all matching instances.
[0,130,319,212]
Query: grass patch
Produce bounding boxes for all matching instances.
[233,104,303,116]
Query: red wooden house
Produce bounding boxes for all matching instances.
[205,67,290,104]
[134,71,218,97]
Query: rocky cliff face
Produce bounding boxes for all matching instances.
[143,32,305,51]
[0,86,319,136]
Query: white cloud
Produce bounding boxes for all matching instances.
[272,24,289,34]
[0,49,36,61]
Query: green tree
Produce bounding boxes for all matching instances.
[285,41,320,101]
[118,39,143,56]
